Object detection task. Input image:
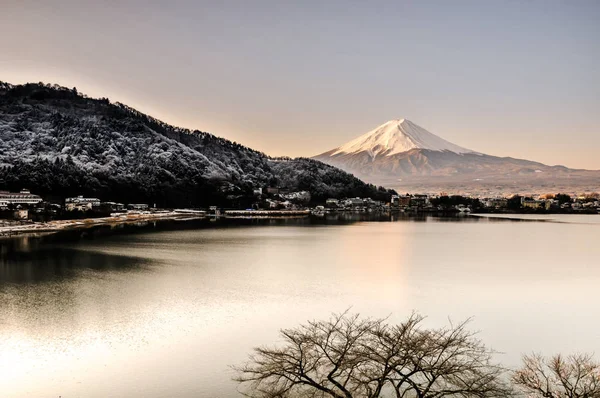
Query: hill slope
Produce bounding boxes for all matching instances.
[314,119,600,195]
[0,82,395,207]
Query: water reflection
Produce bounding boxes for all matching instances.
[0,237,152,285]
[1,215,599,398]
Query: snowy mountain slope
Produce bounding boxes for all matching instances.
[314,119,600,194]
[331,119,475,157]
[0,81,395,206]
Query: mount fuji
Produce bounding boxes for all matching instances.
[313,119,600,195]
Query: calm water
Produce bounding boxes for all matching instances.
[1,215,599,397]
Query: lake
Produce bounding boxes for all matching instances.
[1,214,599,397]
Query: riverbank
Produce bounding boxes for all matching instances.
[0,211,206,237]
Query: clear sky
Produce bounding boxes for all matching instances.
[1,1,599,169]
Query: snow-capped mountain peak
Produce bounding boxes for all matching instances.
[331,119,474,157]
[313,118,598,194]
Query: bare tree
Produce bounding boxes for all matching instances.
[513,353,600,398]
[380,320,511,398]
[233,312,512,398]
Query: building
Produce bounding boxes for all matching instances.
[65,195,101,211]
[363,198,382,208]
[484,198,508,209]
[391,195,411,207]
[409,194,430,208]
[98,202,125,212]
[13,209,29,220]
[0,189,43,206]
[345,198,365,208]
[393,195,411,207]
[127,203,149,211]
[65,203,90,212]
[521,198,550,210]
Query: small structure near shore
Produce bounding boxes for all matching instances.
[128,203,149,211]
[13,209,29,220]
[65,195,101,211]
[224,209,310,218]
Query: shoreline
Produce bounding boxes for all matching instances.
[2,210,597,238]
[0,212,206,238]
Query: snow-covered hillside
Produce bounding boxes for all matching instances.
[0,82,395,206]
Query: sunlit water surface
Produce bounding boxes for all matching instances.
[1,215,599,397]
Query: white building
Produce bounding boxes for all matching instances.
[0,189,43,206]
[127,203,149,211]
[65,195,101,211]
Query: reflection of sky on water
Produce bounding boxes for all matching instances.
[1,215,599,397]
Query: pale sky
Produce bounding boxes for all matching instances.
[1,1,599,169]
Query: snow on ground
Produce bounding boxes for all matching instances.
[332,119,475,157]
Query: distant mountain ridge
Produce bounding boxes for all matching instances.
[314,119,599,195]
[0,81,395,207]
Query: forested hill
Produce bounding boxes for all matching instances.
[0,82,395,207]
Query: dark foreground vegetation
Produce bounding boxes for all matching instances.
[234,312,600,398]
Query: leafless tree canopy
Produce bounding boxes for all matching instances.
[512,353,600,398]
[233,312,512,398]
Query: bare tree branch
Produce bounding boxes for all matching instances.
[513,353,600,398]
[233,312,513,398]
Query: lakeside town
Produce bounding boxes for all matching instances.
[1,186,599,235]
